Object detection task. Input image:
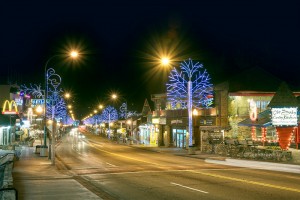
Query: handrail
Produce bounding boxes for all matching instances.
[0,187,18,200]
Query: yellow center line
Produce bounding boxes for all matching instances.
[87,141,162,166]
[189,170,300,193]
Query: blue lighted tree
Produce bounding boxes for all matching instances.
[21,68,68,122]
[101,106,118,139]
[166,58,213,147]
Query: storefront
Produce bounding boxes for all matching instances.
[138,124,151,145]
[172,127,187,148]
[238,82,300,149]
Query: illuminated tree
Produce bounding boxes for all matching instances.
[101,106,118,139]
[166,58,213,147]
[21,69,68,122]
[21,83,44,99]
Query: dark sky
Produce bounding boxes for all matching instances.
[1,0,299,119]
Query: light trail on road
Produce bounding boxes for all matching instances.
[189,170,300,193]
[83,139,163,166]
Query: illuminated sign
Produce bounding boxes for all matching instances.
[15,98,23,106]
[171,119,183,124]
[152,118,159,124]
[31,99,47,107]
[249,99,257,121]
[271,107,298,126]
[2,100,19,114]
[152,118,166,125]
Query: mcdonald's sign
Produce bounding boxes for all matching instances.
[2,100,19,114]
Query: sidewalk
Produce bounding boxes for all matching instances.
[131,144,300,174]
[12,141,101,200]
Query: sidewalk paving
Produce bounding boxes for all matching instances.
[12,141,101,200]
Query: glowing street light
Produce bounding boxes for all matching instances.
[70,51,78,58]
[111,93,127,119]
[36,105,43,114]
[42,49,80,162]
[161,57,170,66]
[65,93,71,99]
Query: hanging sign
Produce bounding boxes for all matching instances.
[2,100,18,114]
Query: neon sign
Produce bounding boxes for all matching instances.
[249,99,257,121]
[2,100,19,114]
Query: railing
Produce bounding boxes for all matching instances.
[203,139,293,162]
[0,152,18,199]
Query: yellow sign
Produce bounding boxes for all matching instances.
[2,100,19,114]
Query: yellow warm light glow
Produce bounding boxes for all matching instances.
[127,120,132,125]
[193,109,198,116]
[99,104,103,109]
[161,57,170,66]
[70,51,78,58]
[36,106,43,113]
[94,110,97,113]
[68,105,72,109]
[65,93,71,99]
[112,94,117,99]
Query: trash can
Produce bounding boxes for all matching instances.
[35,145,42,154]
[188,145,196,155]
[39,145,48,157]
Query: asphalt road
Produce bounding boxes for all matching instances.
[55,129,300,200]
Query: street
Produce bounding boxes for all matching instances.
[54,129,300,200]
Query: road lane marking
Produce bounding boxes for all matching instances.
[170,182,208,194]
[86,141,162,166]
[106,162,117,167]
[189,170,300,193]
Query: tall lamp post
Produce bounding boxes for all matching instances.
[41,51,79,158]
[112,94,127,120]
[112,94,128,139]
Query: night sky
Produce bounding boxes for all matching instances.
[1,0,299,119]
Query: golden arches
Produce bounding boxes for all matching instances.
[2,100,19,114]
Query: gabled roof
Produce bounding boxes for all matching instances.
[268,82,299,108]
[141,99,152,115]
[224,67,283,92]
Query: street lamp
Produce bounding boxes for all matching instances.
[42,51,79,159]
[64,93,71,99]
[111,93,128,139]
[111,93,127,120]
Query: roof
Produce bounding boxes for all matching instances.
[218,67,283,92]
[238,109,272,127]
[268,82,299,108]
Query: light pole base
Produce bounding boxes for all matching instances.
[188,146,196,155]
[40,146,48,157]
